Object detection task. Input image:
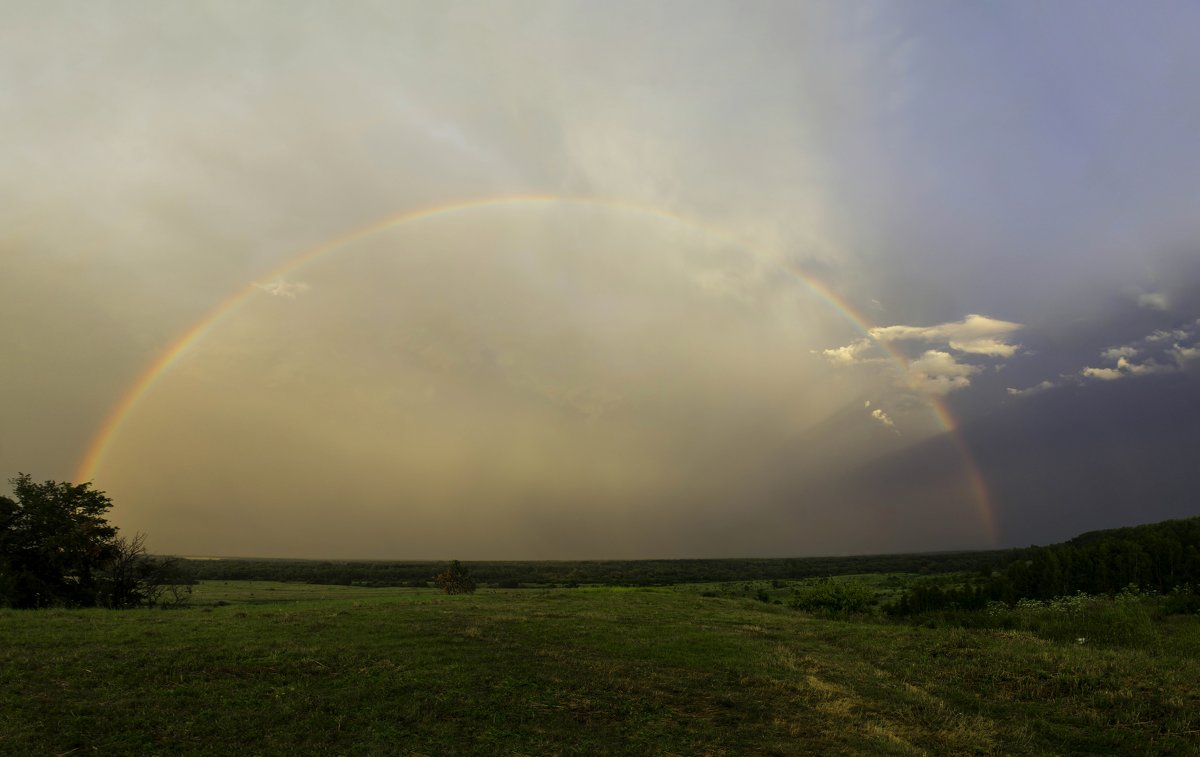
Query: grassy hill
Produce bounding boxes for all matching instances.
[3,581,1197,754]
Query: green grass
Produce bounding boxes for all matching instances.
[191,579,424,606]
[3,582,1198,755]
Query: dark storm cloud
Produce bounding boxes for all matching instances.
[966,375,1200,546]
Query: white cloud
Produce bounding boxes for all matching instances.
[819,338,876,365]
[905,350,980,395]
[254,279,311,298]
[820,313,1018,397]
[1081,356,1173,382]
[870,407,896,430]
[1058,318,1200,386]
[1172,344,1200,363]
[1137,292,1169,311]
[1147,328,1188,343]
[1007,380,1057,396]
[1119,357,1167,376]
[1101,345,1138,361]
[868,314,1023,357]
[1081,366,1123,381]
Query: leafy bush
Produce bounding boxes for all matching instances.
[433,561,476,595]
[789,578,875,614]
[944,587,1161,647]
[1164,584,1200,615]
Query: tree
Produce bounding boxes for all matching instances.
[433,560,476,594]
[0,474,191,609]
[1,474,118,608]
[96,532,193,609]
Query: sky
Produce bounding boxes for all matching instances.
[3,1,1199,559]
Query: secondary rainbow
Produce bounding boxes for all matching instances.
[75,193,999,542]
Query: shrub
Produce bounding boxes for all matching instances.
[976,589,1159,647]
[433,561,476,595]
[789,578,875,614]
[1165,584,1200,615]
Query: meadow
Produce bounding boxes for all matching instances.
[3,579,1198,755]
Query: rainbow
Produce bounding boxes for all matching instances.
[75,193,998,542]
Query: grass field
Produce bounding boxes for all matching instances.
[3,581,1198,755]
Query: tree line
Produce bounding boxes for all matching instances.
[179,550,999,588]
[12,472,1191,614]
[890,516,1200,615]
[0,475,191,609]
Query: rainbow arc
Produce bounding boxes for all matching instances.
[75,194,997,543]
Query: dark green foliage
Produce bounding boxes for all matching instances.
[790,578,876,614]
[0,474,118,608]
[433,560,476,594]
[95,533,193,609]
[888,582,991,616]
[0,475,191,609]
[901,587,1171,648]
[1164,583,1200,614]
[1010,517,1200,598]
[890,516,1200,616]
[179,550,999,588]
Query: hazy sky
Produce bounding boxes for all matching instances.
[4,1,1199,559]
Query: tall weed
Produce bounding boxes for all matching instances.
[920,586,1161,647]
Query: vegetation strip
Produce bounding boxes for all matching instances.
[3,583,1198,755]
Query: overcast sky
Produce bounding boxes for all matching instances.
[3,1,1198,559]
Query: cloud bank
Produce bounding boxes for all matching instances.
[869,314,1023,358]
[1007,317,1200,395]
[822,314,1023,403]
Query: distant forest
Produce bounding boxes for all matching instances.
[893,516,1200,614]
[182,517,1200,609]
[181,551,994,588]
